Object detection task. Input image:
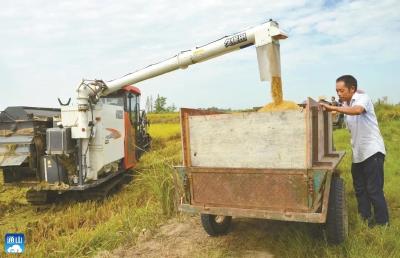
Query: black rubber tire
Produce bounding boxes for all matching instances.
[325,176,348,245]
[200,214,232,236]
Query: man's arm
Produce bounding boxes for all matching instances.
[319,103,365,115]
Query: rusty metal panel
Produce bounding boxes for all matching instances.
[190,168,309,212]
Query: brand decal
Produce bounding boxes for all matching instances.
[105,128,122,144]
[224,33,247,48]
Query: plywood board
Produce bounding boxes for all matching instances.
[188,110,307,169]
[180,108,223,166]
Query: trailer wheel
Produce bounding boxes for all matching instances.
[325,176,348,245]
[200,214,232,236]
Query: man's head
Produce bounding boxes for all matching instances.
[336,75,357,102]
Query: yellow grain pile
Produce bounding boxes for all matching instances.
[258,76,300,112]
[258,100,300,112]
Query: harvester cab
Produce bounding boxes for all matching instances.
[98,85,151,162]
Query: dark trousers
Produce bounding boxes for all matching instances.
[351,152,389,224]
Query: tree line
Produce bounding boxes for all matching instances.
[145,95,176,113]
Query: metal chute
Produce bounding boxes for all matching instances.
[256,41,281,82]
[0,106,60,184]
[0,136,33,166]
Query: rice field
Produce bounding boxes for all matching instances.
[0,104,399,257]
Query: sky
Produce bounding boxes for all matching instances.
[1,0,399,111]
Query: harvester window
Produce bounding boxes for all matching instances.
[100,97,124,107]
[128,93,139,126]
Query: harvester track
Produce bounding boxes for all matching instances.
[26,173,133,205]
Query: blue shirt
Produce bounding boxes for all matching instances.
[344,92,386,163]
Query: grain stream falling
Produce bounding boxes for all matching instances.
[258,76,300,112]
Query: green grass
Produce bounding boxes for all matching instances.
[148,123,181,140]
[0,110,399,257]
[147,112,180,124]
[375,103,400,122]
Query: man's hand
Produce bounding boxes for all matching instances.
[319,102,337,112]
[319,102,365,115]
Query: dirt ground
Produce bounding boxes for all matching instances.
[95,215,276,258]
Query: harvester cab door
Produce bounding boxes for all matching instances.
[123,85,151,166]
[124,91,139,169]
[127,92,140,134]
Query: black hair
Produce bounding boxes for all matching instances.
[336,75,357,91]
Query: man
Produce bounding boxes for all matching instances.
[319,75,389,227]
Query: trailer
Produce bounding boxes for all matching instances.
[174,98,348,244]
